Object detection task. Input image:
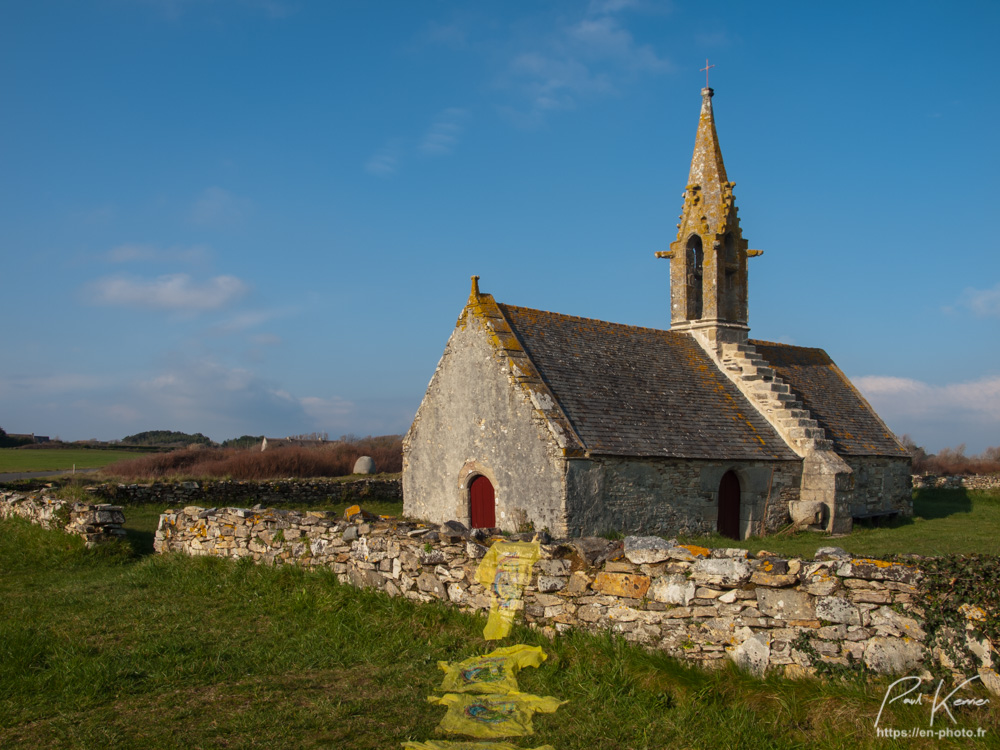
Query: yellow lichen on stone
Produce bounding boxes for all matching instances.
[679,544,711,559]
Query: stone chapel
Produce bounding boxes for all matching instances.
[403,87,912,540]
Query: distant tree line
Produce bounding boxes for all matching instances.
[0,427,33,448]
[901,435,1000,475]
[220,435,265,449]
[120,431,214,447]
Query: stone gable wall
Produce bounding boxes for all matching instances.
[403,316,568,535]
[86,477,401,507]
[154,504,997,687]
[0,490,126,546]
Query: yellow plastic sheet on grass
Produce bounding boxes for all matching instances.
[402,741,555,750]
[475,541,541,640]
[437,644,547,695]
[427,691,565,739]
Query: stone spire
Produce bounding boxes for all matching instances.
[661,87,756,349]
[685,87,730,239]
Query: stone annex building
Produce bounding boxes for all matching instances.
[403,87,912,540]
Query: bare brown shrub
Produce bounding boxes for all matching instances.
[100,435,403,481]
[901,435,1000,475]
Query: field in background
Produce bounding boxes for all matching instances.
[3,516,995,749]
[678,488,1000,558]
[99,435,403,481]
[0,449,145,473]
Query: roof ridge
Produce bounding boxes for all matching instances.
[749,339,827,353]
[497,302,681,338]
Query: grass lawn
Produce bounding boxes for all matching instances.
[1,517,996,749]
[0,448,145,473]
[678,488,1000,558]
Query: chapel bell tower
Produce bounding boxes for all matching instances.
[658,87,759,348]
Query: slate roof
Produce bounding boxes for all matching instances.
[750,341,908,457]
[497,304,797,461]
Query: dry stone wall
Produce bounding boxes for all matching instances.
[88,477,401,507]
[0,490,126,546]
[912,475,1000,491]
[154,504,997,687]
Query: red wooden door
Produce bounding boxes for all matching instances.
[717,470,741,539]
[469,475,496,528]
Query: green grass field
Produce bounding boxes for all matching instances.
[0,448,145,473]
[2,514,996,749]
[677,488,1000,558]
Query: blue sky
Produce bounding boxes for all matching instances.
[1,0,998,453]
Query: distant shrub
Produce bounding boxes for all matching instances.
[120,430,214,447]
[100,435,403,480]
[901,435,1000,476]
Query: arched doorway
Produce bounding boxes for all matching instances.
[469,475,496,529]
[717,470,741,539]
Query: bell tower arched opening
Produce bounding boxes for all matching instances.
[686,235,704,320]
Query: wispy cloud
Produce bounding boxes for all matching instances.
[189,186,251,226]
[501,2,672,124]
[855,374,1000,420]
[365,141,401,177]
[209,307,296,335]
[957,282,1000,317]
[420,108,469,156]
[87,273,249,311]
[854,373,1000,452]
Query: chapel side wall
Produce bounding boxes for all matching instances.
[403,317,567,535]
[844,456,913,517]
[565,457,802,539]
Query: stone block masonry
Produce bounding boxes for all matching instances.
[912,475,1000,491]
[0,490,126,547]
[155,505,998,687]
[87,477,402,507]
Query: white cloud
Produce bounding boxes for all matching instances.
[960,282,1000,317]
[501,2,671,122]
[365,142,400,177]
[87,273,248,311]
[854,374,1000,451]
[420,108,469,156]
[189,186,250,226]
[855,374,1000,418]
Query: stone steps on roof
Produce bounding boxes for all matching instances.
[711,339,831,457]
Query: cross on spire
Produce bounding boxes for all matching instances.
[700,59,716,87]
